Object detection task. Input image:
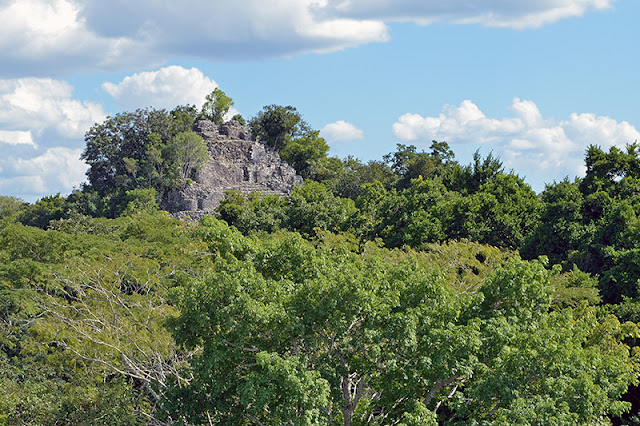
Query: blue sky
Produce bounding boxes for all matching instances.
[1,0,639,201]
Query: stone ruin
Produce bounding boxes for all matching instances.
[164,119,302,218]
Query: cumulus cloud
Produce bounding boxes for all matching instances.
[392,98,640,188]
[321,120,364,143]
[0,147,87,202]
[0,130,35,146]
[0,0,613,76]
[0,0,388,76]
[0,77,106,201]
[0,78,106,141]
[0,0,151,77]
[103,66,220,110]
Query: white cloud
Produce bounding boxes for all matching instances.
[392,98,640,189]
[0,78,106,141]
[321,120,364,143]
[0,77,106,201]
[103,66,220,110]
[0,147,87,202]
[14,147,87,189]
[0,130,35,146]
[0,0,149,76]
[392,99,523,144]
[0,0,613,76]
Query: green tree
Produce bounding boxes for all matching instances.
[0,212,209,424]
[82,109,173,201]
[17,194,69,229]
[580,143,640,196]
[354,180,388,240]
[310,157,396,200]
[285,180,357,238]
[0,196,27,222]
[120,188,159,216]
[521,178,586,265]
[215,182,358,239]
[449,149,504,194]
[200,88,234,125]
[279,130,329,177]
[522,144,640,303]
[82,108,211,216]
[384,142,458,189]
[231,113,246,126]
[170,104,199,133]
[216,190,287,234]
[65,187,104,218]
[170,130,208,186]
[249,105,310,151]
[445,173,542,248]
[373,177,448,249]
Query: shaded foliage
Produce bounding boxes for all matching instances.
[81,106,205,216]
[524,144,640,303]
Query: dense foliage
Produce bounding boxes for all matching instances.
[3,94,640,424]
[164,219,637,425]
[218,143,541,251]
[0,210,636,424]
[522,143,640,304]
[80,105,206,217]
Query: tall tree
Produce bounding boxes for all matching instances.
[200,88,234,125]
[171,130,208,186]
[384,142,458,189]
[249,105,310,151]
[82,109,174,197]
[279,130,329,178]
[580,143,640,196]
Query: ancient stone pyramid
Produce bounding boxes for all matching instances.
[165,119,302,217]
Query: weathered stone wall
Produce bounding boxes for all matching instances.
[164,119,302,214]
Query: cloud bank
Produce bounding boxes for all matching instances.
[0,77,106,201]
[0,78,106,141]
[392,98,640,188]
[0,0,614,76]
[0,148,88,201]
